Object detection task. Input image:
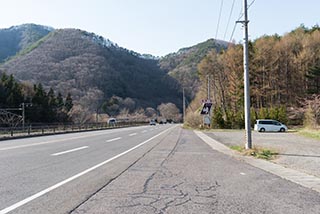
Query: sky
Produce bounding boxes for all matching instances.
[0,0,319,56]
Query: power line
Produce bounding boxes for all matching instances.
[248,0,256,8]
[215,0,224,40]
[223,0,236,40]
[228,0,257,43]
[229,8,243,43]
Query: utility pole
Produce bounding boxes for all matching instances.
[207,75,210,101]
[183,88,186,123]
[22,103,25,131]
[237,0,252,149]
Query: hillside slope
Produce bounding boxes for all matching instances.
[159,39,228,99]
[0,24,52,63]
[0,28,181,111]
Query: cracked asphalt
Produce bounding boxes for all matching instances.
[71,127,320,214]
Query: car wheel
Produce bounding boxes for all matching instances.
[280,128,285,132]
[259,128,265,132]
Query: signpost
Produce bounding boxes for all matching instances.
[200,102,212,115]
[200,100,212,127]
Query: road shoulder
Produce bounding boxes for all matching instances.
[194,130,320,193]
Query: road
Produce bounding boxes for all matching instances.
[1,125,320,213]
[0,125,177,214]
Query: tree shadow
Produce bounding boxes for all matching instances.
[277,153,320,158]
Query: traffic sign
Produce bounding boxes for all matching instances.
[200,102,212,115]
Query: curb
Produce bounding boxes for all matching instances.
[194,130,320,194]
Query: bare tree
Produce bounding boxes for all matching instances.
[157,103,181,122]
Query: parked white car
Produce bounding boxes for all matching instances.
[254,119,288,132]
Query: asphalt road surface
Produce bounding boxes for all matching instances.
[1,125,320,214]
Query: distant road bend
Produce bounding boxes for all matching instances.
[0,124,178,214]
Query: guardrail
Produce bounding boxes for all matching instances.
[0,121,147,140]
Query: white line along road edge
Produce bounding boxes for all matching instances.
[51,146,89,156]
[0,125,178,214]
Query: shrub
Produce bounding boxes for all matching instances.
[184,111,203,129]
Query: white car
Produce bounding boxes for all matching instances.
[149,120,156,125]
[254,119,288,132]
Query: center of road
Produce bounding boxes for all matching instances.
[106,137,121,142]
[51,146,89,156]
[0,125,178,214]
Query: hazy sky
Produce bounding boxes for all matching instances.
[1,0,319,56]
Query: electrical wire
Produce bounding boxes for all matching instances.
[229,8,243,43]
[215,0,224,40]
[223,0,236,40]
[228,0,257,43]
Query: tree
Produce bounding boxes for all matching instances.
[157,103,181,122]
[306,66,320,94]
[65,93,73,112]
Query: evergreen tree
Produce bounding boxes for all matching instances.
[306,66,320,94]
[65,93,73,112]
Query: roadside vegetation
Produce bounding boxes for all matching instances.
[185,25,320,130]
[230,145,278,160]
[297,129,320,141]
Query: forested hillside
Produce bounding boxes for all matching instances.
[0,24,52,63]
[0,28,182,121]
[186,25,320,128]
[0,73,72,124]
[159,39,228,100]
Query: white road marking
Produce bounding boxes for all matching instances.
[141,130,147,133]
[0,127,141,151]
[51,146,89,156]
[240,172,246,175]
[106,137,121,142]
[0,125,177,214]
[129,133,137,136]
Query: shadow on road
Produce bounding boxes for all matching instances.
[277,153,320,158]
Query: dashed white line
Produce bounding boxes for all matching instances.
[51,146,89,156]
[129,133,137,136]
[0,125,177,214]
[106,137,121,142]
[0,127,141,151]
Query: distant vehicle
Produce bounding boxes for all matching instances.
[149,120,156,126]
[159,119,167,124]
[108,118,117,126]
[254,119,288,132]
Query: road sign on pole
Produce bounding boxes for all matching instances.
[200,102,212,115]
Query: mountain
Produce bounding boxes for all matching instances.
[0,24,53,63]
[0,24,230,116]
[0,26,181,112]
[160,39,229,99]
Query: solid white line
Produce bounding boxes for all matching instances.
[0,125,177,214]
[129,133,137,136]
[51,146,89,156]
[106,137,121,142]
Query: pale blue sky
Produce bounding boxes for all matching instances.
[1,0,319,56]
